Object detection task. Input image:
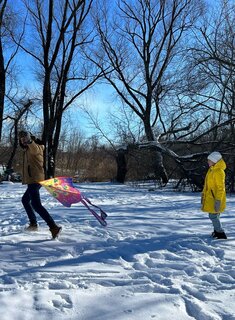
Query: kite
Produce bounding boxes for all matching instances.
[39,177,108,226]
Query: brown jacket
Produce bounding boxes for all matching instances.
[22,141,45,184]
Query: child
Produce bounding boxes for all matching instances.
[201,151,227,239]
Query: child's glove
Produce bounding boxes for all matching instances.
[214,200,221,212]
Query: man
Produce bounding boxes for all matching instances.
[19,130,62,239]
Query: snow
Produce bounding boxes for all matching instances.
[0,181,235,320]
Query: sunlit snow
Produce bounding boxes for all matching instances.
[0,181,235,320]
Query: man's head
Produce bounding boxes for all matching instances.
[19,131,31,146]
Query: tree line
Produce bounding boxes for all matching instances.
[0,0,235,191]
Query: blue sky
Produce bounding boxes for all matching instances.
[12,49,115,140]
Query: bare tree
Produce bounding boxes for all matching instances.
[0,0,7,141]
[187,0,235,190]
[0,0,24,141]
[195,0,235,70]
[3,98,33,171]
[16,0,102,177]
[81,104,139,183]
[88,0,205,183]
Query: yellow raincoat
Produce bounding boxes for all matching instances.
[201,159,226,213]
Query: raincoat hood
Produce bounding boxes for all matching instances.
[211,158,226,171]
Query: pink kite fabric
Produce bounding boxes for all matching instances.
[39,177,108,226]
[39,177,82,207]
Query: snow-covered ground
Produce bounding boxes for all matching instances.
[0,181,235,320]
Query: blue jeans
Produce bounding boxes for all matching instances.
[22,183,56,228]
[209,213,224,232]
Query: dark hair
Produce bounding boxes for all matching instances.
[19,131,29,138]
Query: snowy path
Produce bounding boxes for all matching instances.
[0,182,235,320]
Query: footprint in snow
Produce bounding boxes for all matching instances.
[52,293,73,311]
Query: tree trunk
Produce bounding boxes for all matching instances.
[116,149,127,183]
[153,149,168,184]
[47,148,55,178]
[0,39,5,141]
[144,120,169,184]
[230,158,235,193]
[6,123,18,171]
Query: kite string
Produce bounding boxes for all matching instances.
[81,195,108,219]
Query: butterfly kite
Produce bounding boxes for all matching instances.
[39,177,108,226]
